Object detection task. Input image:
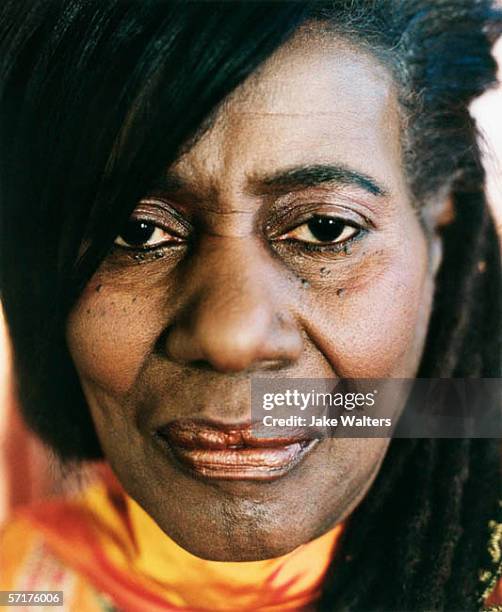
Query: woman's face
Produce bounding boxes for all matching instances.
[67,28,443,561]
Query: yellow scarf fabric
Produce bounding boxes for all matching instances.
[1,468,344,611]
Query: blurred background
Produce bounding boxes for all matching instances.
[1,38,501,524]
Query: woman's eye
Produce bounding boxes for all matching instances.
[281,215,360,245]
[114,219,183,249]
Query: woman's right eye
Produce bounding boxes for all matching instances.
[114,219,184,250]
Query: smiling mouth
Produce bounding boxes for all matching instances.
[156,420,319,481]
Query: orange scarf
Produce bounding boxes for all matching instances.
[1,469,344,611]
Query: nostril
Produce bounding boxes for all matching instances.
[248,359,294,372]
[189,359,219,372]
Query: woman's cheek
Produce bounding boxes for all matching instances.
[66,281,160,397]
[307,238,433,378]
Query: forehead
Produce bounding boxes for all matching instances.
[172,25,405,198]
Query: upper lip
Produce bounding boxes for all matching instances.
[157,419,314,449]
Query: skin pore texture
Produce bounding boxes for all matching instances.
[66,26,447,561]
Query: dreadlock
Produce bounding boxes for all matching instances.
[0,1,500,611]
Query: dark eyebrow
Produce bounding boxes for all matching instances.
[255,164,388,197]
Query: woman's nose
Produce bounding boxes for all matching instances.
[163,238,303,373]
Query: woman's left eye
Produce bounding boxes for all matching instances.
[280,215,360,246]
[114,219,183,249]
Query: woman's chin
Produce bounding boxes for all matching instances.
[163,525,319,562]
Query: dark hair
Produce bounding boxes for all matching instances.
[0,1,500,610]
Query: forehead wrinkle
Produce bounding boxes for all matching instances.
[174,118,250,208]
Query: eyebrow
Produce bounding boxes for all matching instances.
[256,164,388,197]
[150,163,388,199]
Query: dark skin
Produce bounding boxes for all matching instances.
[66,27,449,561]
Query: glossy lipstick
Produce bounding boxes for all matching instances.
[157,420,318,481]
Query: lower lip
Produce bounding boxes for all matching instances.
[166,439,319,481]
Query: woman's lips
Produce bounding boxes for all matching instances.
[156,420,318,481]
